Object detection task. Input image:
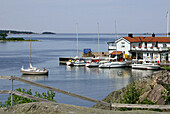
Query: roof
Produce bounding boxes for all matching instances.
[123,37,170,43]
[110,51,122,55]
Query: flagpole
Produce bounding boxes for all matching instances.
[167,11,169,37]
[97,22,100,57]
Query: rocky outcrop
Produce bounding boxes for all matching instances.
[94,70,170,110]
[0,102,167,114]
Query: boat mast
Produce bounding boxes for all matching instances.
[167,11,169,37]
[29,34,32,68]
[76,23,79,57]
[115,20,118,61]
[97,22,100,57]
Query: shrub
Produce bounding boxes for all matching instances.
[0,88,56,107]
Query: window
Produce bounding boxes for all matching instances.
[121,45,125,48]
[145,42,147,47]
[139,43,141,46]
[163,44,167,48]
[121,42,125,44]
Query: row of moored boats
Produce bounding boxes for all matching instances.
[66,57,160,70]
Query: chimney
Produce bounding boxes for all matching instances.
[152,33,155,37]
[128,33,133,38]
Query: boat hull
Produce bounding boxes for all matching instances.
[99,62,126,68]
[132,64,160,70]
[21,70,48,75]
[85,63,99,67]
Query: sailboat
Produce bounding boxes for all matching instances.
[20,35,48,75]
[99,21,127,68]
[85,22,100,67]
[73,23,86,66]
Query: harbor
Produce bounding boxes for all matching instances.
[0,33,164,107]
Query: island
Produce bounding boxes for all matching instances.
[0,33,38,41]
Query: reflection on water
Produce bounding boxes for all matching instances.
[131,69,153,77]
[66,66,155,81]
[21,75,48,81]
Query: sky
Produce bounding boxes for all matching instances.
[0,0,170,33]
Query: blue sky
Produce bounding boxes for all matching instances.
[0,0,170,33]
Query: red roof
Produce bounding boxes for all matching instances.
[110,51,122,55]
[123,37,170,43]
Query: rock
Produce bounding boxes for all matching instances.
[139,90,151,102]
[147,84,166,105]
[0,102,167,114]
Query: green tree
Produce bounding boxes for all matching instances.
[0,33,8,39]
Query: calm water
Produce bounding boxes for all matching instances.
[0,34,155,107]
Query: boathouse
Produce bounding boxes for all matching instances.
[108,34,170,63]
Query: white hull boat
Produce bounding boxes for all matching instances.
[66,60,75,66]
[99,62,127,68]
[74,60,85,66]
[21,35,48,75]
[132,63,160,70]
[85,62,99,67]
[21,64,48,75]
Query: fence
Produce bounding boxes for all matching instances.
[0,75,170,110]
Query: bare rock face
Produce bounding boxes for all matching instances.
[147,84,166,105]
[157,71,170,85]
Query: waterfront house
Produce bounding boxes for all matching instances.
[107,34,170,63]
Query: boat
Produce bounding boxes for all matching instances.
[66,59,75,66]
[85,23,100,67]
[74,57,85,66]
[85,60,99,67]
[99,61,127,68]
[132,62,160,70]
[20,35,48,75]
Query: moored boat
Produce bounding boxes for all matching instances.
[132,63,160,70]
[99,61,127,68]
[20,35,48,75]
[21,64,48,75]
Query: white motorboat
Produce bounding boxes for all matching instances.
[66,59,75,66]
[132,63,160,70]
[74,59,85,66]
[99,61,127,68]
[21,35,48,75]
[85,62,99,67]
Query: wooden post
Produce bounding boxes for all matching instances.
[10,78,13,106]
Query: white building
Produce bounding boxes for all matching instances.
[108,34,170,63]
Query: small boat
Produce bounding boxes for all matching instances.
[74,59,85,66]
[66,59,75,66]
[21,35,48,75]
[132,62,160,70]
[99,61,127,68]
[85,62,99,67]
[21,64,48,75]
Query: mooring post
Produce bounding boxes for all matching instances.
[10,76,14,106]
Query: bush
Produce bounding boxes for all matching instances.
[0,88,56,107]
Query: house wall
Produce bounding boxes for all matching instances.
[116,39,130,55]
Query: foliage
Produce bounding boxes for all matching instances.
[164,66,170,71]
[120,81,157,111]
[161,84,170,104]
[6,38,25,41]
[120,82,143,111]
[0,37,38,41]
[0,33,8,39]
[0,88,56,107]
[121,82,142,104]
